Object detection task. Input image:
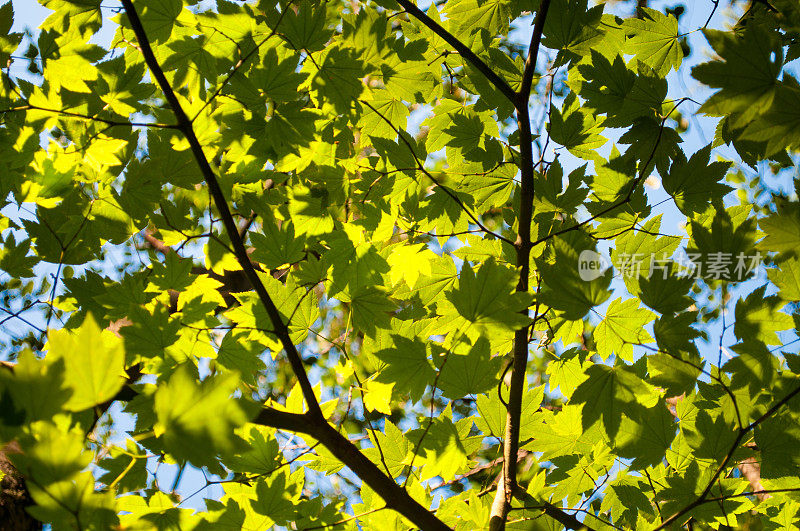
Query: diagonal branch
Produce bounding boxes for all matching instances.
[655,383,800,530]
[120,0,322,420]
[0,104,180,129]
[254,408,452,531]
[120,4,451,530]
[394,0,517,104]
[530,97,690,248]
[360,99,516,247]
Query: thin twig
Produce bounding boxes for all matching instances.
[394,0,516,103]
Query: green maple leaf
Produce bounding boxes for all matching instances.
[724,341,778,394]
[683,409,738,462]
[0,233,39,278]
[758,202,800,255]
[217,331,268,386]
[619,117,682,175]
[422,100,499,154]
[359,94,411,141]
[654,311,703,357]
[363,421,412,478]
[0,2,22,65]
[287,183,334,237]
[97,441,148,493]
[756,413,800,478]
[224,425,280,475]
[404,254,458,306]
[121,305,181,359]
[302,45,366,113]
[524,405,595,460]
[734,285,794,346]
[535,232,613,320]
[692,24,782,125]
[27,471,119,529]
[615,402,676,469]
[154,364,249,468]
[249,215,306,269]
[40,0,102,38]
[593,298,656,361]
[548,91,607,160]
[411,405,480,481]
[445,0,512,37]
[545,349,589,398]
[439,259,532,346]
[588,149,642,210]
[266,0,332,52]
[741,77,800,155]
[0,350,70,423]
[47,314,126,412]
[623,8,682,76]
[571,363,660,439]
[162,35,219,86]
[95,55,154,116]
[768,255,800,300]
[599,474,652,527]
[252,46,308,103]
[662,145,732,216]
[373,335,436,402]
[687,204,760,282]
[475,384,543,440]
[638,266,694,314]
[380,41,440,102]
[533,158,589,215]
[435,337,502,399]
[611,215,681,283]
[136,0,183,43]
[542,0,605,65]
[343,285,395,336]
[647,352,702,396]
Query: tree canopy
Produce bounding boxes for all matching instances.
[1,0,800,529]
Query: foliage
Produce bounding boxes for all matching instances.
[1,0,800,529]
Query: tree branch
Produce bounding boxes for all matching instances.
[665,394,768,501]
[656,383,800,529]
[120,4,452,530]
[120,0,322,420]
[530,97,690,248]
[360,99,515,247]
[0,104,179,129]
[517,0,551,109]
[394,0,517,104]
[491,2,551,530]
[253,409,452,531]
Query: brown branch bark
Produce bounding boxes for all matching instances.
[254,409,450,530]
[393,0,517,104]
[490,2,551,530]
[0,441,41,531]
[391,1,585,528]
[119,3,451,529]
[665,395,769,502]
[657,384,800,529]
[120,0,322,420]
[435,450,531,491]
